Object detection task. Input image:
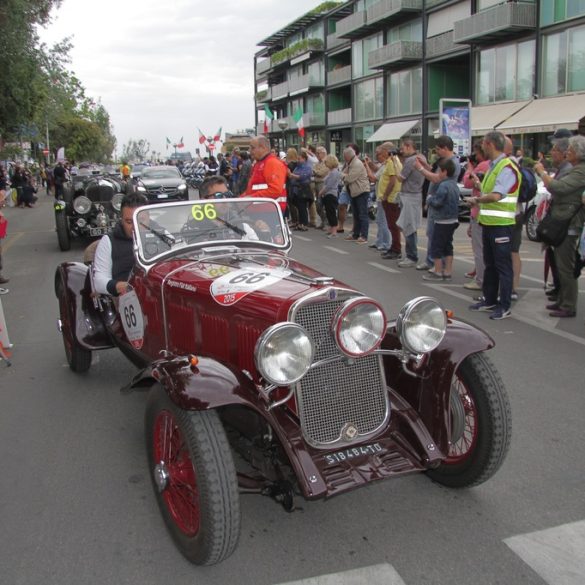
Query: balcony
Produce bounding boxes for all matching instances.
[285,112,326,129]
[288,74,325,96]
[336,10,370,39]
[426,30,465,59]
[328,108,352,126]
[367,0,423,27]
[271,80,289,101]
[255,87,272,103]
[256,58,272,78]
[368,41,423,70]
[256,120,278,135]
[327,32,349,52]
[327,64,352,86]
[453,2,536,45]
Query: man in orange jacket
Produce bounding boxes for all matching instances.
[242,136,287,214]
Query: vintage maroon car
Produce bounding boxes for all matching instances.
[55,198,511,566]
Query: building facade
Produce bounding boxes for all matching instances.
[254,0,585,158]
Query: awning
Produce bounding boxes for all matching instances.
[496,94,585,134]
[471,101,530,136]
[367,119,420,143]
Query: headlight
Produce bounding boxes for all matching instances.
[137,186,146,192]
[73,196,92,215]
[178,183,187,190]
[396,297,446,354]
[255,323,313,386]
[111,193,123,211]
[333,298,387,357]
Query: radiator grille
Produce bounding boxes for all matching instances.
[292,293,389,447]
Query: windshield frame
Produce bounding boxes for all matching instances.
[132,198,291,269]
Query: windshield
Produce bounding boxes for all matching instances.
[141,167,180,180]
[134,198,289,263]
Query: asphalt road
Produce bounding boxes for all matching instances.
[0,193,584,585]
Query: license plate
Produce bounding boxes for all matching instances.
[157,193,169,199]
[89,227,107,236]
[324,443,383,466]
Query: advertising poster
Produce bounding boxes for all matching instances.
[440,99,471,157]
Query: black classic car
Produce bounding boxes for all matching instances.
[56,198,511,566]
[54,171,127,251]
[135,165,189,202]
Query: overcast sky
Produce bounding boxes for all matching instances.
[39,0,324,158]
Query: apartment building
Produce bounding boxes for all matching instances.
[254,0,585,158]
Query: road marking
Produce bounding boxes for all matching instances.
[2,232,24,253]
[324,246,349,255]
[368,261,400,274]
[423,284,585,347]
[504,520,585,585]
[295,235,312,242]
[453,254,553,285]
[274,563,406,585]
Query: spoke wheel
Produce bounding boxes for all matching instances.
[427,352,511,488]
[525,206,540,242]
[145,385,240,565]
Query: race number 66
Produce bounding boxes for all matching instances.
[192,203,217,221]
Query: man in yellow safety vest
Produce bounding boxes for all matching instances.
[464,131,520,320]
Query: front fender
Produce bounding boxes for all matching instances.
[381,317,494,455]
[55,262,113,350]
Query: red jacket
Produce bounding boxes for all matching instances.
[242,153,287,212]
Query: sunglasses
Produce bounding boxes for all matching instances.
[205,190,233,199]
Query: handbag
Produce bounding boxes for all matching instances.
[0,216,7,239]
[536,205,583,247]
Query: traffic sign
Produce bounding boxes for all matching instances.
[42,149,49,155]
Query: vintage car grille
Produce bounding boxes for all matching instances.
[291,295,389,448]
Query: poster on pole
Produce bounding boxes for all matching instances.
[439,99,472,157]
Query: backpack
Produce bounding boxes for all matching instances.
[517,166,537,204]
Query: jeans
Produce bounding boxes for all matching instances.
[350,192,369,239]
[482,225,513,311]
[405,232,418,262]
[374,201,391,250]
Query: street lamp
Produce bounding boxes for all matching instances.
[277,119,288,153]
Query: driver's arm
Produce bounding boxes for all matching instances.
[93,236,128,296]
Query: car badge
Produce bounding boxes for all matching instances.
[328,289,337,300]
[341,423,358,441]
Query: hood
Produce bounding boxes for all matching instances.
[141,176,184,188]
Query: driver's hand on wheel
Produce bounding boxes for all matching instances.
[116,281,130,295]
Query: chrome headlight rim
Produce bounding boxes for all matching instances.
[332,297,387,358]
[254,322,314,386]
[396,296,447,355]
[111,193,124,211]
[73,195,92,215]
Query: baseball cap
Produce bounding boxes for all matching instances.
[549,128,573,141]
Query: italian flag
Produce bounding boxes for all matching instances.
[293,106,305,138]
[177,136,184,148]
[213,127,222,142]
[263,105,274,134]
[197,128,206,144]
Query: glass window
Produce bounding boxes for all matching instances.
[543,31,568,96]
[388,67,422,116]
[305,22,324,42]
[476,40,534,104]
[288,98,303,117]
[352,40,363,78]
[388,19,423,43]
[542,0,585,26]
[288,65,303,81]
[568,25,585,91]
[353,33,382,79]
[308,60,324,84]
[287,32,302,47]
[354,77,383,121]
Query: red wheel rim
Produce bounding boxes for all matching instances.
[153,410,200,536]
[444,375,479,464]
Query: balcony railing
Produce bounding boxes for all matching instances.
[256,58,272,78]
[327,64,352,86]
[285,112,326,128]
[367,0,423,27]
[271,80,289,101]
[368,41,423,70]
[256,120,278,135]
[426,30,462,59]
[326,32,348,51]
[328,108,352,126]
[288,74,325,96]
[255,87,272,103]
[336,10,368,38]
[453,2,536,45]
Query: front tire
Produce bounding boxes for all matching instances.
[145,385,240,565]
[56,279,92,372]
[55,212,71,251]
[427,352,511,488]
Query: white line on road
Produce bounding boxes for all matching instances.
[368,261,400,274]
[423,284,585,347]
[324,246,349,255]
[274,563,407,585]
[454,254,549,285]
[504,520,585,585]
[294,235,312,242]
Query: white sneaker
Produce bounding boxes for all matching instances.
[398,258,416,268]
[0,287,8,295]
[463,280,482,291]
[416,262,432,271]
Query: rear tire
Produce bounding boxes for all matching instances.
[55,212,71,251]
[145,385,240,565]
[427,352,511,488]
[525,205,540,242]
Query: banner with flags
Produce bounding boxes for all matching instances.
[293,107,305,138]
[213,127,222,142]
